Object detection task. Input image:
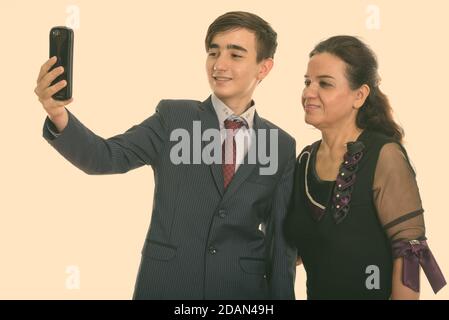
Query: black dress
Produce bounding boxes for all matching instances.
[285,130,445,299]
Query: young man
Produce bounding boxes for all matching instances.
[35,11,296,299]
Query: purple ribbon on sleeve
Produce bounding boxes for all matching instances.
[392,239,446,294]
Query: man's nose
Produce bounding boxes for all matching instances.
[213,55,229,72]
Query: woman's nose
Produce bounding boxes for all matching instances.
[302,84,318,99]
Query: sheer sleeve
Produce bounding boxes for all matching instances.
[373,142,446,294]
[373,142,425,242]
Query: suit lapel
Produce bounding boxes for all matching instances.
[221,111,268,204]
[198,96,224,196]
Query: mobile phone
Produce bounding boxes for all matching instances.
[49,26,74,100]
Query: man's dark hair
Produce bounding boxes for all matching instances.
[205,11,277,62]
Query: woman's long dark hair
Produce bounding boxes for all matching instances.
[310,35,404,142]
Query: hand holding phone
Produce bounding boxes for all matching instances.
[49,26,73,100]
[33,27,74,132]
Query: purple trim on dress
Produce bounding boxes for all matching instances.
[392,239,447,293]
[332,141,365,224]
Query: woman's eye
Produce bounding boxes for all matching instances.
[208,52,217,57]
[232,54,242,58]
[320,81,331,87]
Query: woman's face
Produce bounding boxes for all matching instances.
[302,52,362,130]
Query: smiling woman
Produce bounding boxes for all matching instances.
[285,35,446,300]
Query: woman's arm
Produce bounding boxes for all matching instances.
[391,257,419,300]
[374,143,445,298]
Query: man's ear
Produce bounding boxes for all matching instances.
[354,84,370,109]
[257,58,274,82]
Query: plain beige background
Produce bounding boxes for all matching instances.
[0,0,447,299]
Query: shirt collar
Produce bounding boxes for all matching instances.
[211,94,255,129]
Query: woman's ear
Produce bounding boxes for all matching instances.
[353,84,370,109]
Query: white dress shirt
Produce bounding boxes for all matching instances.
[211,94,256,172]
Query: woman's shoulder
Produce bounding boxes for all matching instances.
[361,130,415,174]
[361,130,398,148]
[358,130,406,158]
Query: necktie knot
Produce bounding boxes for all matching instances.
[224,118,246,131]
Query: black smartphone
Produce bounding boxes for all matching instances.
[49,26,74,100]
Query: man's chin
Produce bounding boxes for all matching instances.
[212,91,233,101]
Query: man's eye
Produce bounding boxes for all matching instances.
[232,54,242,58]
[208,52,217,57]
[304,80,311,86]
[320,81,331,87]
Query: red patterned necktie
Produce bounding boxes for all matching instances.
[222,119,246,189]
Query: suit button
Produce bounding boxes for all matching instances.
[218,209,227,218]
[209,246,217,255]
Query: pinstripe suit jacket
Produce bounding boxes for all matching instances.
[42,96,297,299]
